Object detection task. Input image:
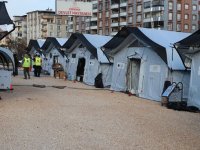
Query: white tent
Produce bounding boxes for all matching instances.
[62,33,113,87]
[42,37,68,76]
[0,47,15,89]
[175,29,200,109]
[102,27,191,101]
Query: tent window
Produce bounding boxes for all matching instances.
[72,54,76,58]
[90,54,95,59]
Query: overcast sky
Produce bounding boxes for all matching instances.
[5,0,55,18]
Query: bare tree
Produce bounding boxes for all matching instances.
[7,38,27,60]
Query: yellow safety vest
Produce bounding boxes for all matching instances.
[35,57,42,66]
[22,58,31,68]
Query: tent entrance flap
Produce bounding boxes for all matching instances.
[127,58,141,95]
[76,58,86,82]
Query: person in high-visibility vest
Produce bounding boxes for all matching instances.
[35,54,42,77]
[22,54,32,79]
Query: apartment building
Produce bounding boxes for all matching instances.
[27,10,68,44]
[12,15,27,40]
[67,0,199,36]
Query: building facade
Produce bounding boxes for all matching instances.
[12,15,27,41]
[26,10,68,44]
[8,0,200,44]
[66,0,199,36]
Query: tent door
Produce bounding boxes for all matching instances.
[127,59,141,95]
[76,58,86,82]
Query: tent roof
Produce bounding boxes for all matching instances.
[174,29,200,67]
[27,40,40,52]
[0,2,15,41]
[175,29,200,48]
[103,27,190,70]
[0,2,13,25]
[41,37,68,50]
[62,33,112,63]
[27,39,45,55]
[41,37,68,57]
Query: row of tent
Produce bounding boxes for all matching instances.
[27,26,200,109]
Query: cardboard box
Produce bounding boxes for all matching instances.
[54,71,60,78]
[59,71,66,79]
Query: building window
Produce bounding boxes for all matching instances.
[168,23,173,30]
[99,13,102,18]
[99,21,102,27]
[136,15,142,22]
[144,2,151,9]
[128,6,133,13]
[192,5,197,11]
[50,32,53,36]
[99,3,102,10]
[137,5,142,12]
[57,19,61,24]
[184,24,189,30]
[106,11,109,17]
[105,28,109,35]
[192,25,196,30]
[168,13,173,20]
[177,14,181,21]
[76,25,79,30]
[192,15,197,21]
[50,25,53,30]
[168,2,173,10]
[105,2,109,10]
[105,20,109,26]
[184,4,189,10]
[177,24,181,31]
[177,3,181,11]
[93,4,97,9]
[128,16,132,23]
[57,25,61,31]
[82,24,85,29]
[99,29,102,35]
[184,14,189,20]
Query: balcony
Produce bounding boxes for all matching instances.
[93,9,97,13]
[111,22,119,27]
[69,21,73,25]
[86,18,90,22]
[111,4,119,9]
[41,28,47,32]
[90,26,97,29]
[92,0,98,4]
[143,6,164,13]
[91,17,97,21]
[120,22,127,26]
[143,16,164,23]
[111,13,119,18]
[41,21,47,25]
[120,3,127,7]
[85,27,90,30]
[69,29,73,32]
[120,12,127,16]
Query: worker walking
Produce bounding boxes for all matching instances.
[22,54,31,79]
[35,54,42,77]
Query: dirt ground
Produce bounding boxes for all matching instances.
[0,73,200,150]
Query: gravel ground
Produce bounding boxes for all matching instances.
[0,73,200,150]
